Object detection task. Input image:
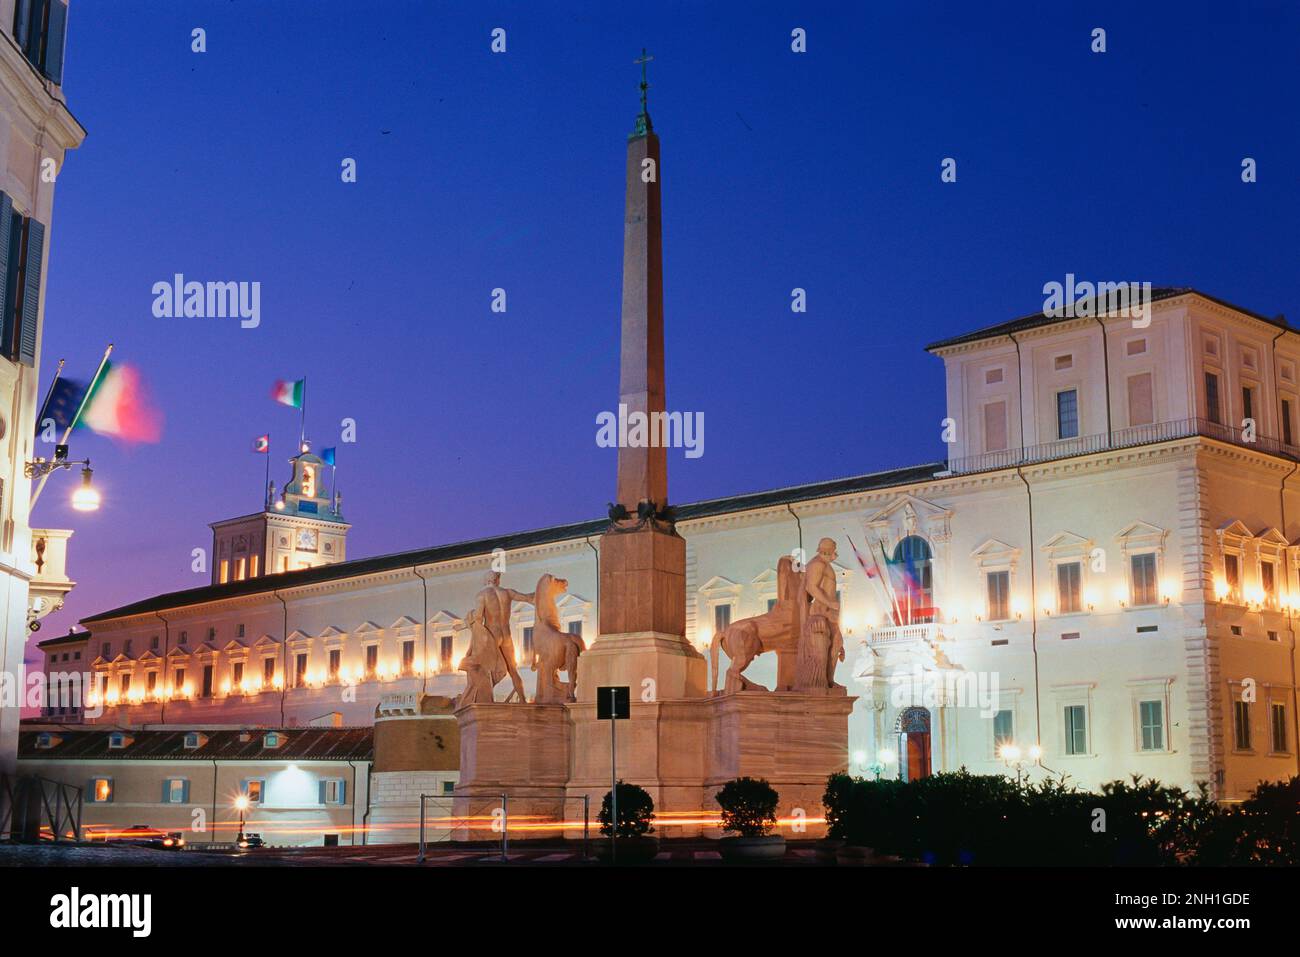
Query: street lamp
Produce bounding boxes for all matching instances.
[26,450,99,512]
[234,794,249,846]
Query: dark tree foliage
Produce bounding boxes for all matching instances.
[715,777,779,838]
[598,780,655,838]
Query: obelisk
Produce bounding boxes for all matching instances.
[578,51,705,701]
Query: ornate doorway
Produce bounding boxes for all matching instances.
[896,706,932,781]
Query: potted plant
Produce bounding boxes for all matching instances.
[595,781,659,864]
[715,777,785,862]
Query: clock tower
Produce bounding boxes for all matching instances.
[208,446,351,584]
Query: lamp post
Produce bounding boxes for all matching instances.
[876,748,896,782]
[233,794,249,846]
[25,450,100,512]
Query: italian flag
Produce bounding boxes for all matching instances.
[271,378,304,408]
[78,362,163,443]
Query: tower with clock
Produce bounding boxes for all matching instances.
[208,444,351,585]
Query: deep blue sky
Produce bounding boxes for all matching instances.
[27,0,1300,650]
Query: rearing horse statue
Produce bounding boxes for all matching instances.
[709,556,802,693]
[530,573,586,703]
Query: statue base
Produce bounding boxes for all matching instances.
[451,690,853,842]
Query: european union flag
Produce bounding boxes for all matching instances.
[39,377,89,435]
[321,447,336,466]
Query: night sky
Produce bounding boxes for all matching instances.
[27,0,1300,656]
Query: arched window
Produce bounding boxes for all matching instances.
[889,535,935,624]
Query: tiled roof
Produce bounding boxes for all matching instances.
[18,727,373,762]
[37,631,91,649]
[80,461,943,624]
[924,287,1292,351]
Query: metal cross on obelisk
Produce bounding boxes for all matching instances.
[633,48,653,136]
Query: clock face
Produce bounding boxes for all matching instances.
[297,529,317,552]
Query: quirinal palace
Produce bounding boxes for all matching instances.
[27,284,1300,842]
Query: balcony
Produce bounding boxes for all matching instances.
[29,528,75,626]
[945,417,1298,475]
[867,622,946,647]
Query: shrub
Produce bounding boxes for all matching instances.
[715,777,779,838]
[598,781,655,839]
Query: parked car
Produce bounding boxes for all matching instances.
[237,833,266,849]
[102,825,185,849]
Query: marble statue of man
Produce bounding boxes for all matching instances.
[470,571,533,703]
[797,537,846,690]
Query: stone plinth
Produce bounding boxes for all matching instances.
[598,524,686,638]
[576,631,706,703]
[451,702,571,840]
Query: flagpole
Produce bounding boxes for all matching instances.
[845,530,896,628]
[264,434,271,509]
[31,343,113,509]
[35,357,65,436]
[874,538,904,626]
[299,377,307,451]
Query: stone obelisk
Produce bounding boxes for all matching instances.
[577,52,705,702]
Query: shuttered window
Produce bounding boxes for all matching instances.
[0,192,47,367]
[1127,373,1154,427]
[12,0,68,85]
[983,400,1007,452]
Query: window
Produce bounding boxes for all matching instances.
[150,635,159,650]
[234,558,246,581]
[1233,700,1251,751]
[567,620,584,638]
[242,780,264,804]
[295,653,308,686]
[219,560,229,584]
[1224,553,1240,598]
[891,536,935,622]
[522,627,534,659]
[263,732,280,748]
[1126,373,1154,427]
[1130,553,1157,606]
[108,732,126,749]
[1262,561,1277,602]
[1056,562,1082,614]
[1284,399,1295,447]
[11,0,68,85]
[88,777,113,803]
[1126,338,1147,356]
[984,367,1003,385]
[401,639,416,675]
[1242,385,1255,424]
[767,598,778,613]
[320,779,347,805]
[174,668,186,692]
[1056,390,1079,440]
[250,554,259,577]
[146,671,157,693]
[1139,700,1164,751]
[1271,703,1288,753]
[231,661,244,688]
[162,778,189,804]
[183,732,201,749]
[263,657,275,683]
[440,635,454,668]
[100,642,109,658]
[1205,371,1222,425]
[993,709,1014,751]
[119,674,130,695]
[201,664,213,698]
[983,401,1008,453]
[237,624,245,638]
[1064,705,1088,755]
[328,649,341,680]
[986,570,1010,620]
[713,604,732,633]
[0,197,47,366]
[365,644,379,678]
[124,639,132,656]
[178,631,187,644]
[207,627,216,641]
[442,780,455,794]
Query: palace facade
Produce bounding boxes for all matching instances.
[36,287,1300,803]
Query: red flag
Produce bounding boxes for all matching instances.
[252,434,269,453]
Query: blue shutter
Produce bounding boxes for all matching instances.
[182,780,190,804]
[338,780,346,805]
[318,780,327,805]
[13,0,32,52]
[0,192,12,358]
[43,1,67,85]
[161,780,170,803]
[87,779,96,802]
[18,219,44,366]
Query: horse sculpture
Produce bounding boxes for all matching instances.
[530,573,586,703]
[709,556,803,693]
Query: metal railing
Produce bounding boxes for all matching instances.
[867,623,945,646]
[416,792,590,864]
[945,417,1300,475]
[0,774,82,843]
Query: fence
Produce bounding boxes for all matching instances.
[416,792,590,863]
[0,773,82,843]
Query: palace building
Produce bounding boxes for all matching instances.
[31,285,1300,812]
